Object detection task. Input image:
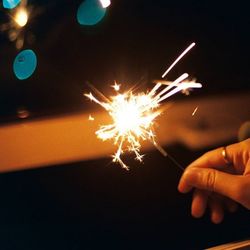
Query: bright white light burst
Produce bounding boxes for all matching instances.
[99,0,111,8]
[85,43,202,170]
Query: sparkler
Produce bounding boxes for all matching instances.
[85,43,202,170]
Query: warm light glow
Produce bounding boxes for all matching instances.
[85,43,202,170]
[99,0,111,8]
[14,8,28,27]
[88,115,95,121]
[85,79,201,170]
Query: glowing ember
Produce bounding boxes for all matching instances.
[85,43,202,170]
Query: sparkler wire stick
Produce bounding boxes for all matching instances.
[166,152,185,171]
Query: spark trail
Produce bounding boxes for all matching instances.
[85,43,202,170]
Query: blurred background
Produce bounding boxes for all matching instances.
[0,0,250,121]
[0,0,249,249]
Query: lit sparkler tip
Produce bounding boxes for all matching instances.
[86,42,202,170]
[86,75,202,169]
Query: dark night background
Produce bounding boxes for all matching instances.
[0,0,249,249]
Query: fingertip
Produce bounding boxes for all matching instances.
[178,167,200,193]
[211,212,224,224]
[177,181,192,193]
[191,190,208,218]
[191,206,204,218]
[209,199,224,224]
[191,211,202,219]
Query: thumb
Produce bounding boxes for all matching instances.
[178,167,244,204]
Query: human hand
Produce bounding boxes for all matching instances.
[178,139,250,224]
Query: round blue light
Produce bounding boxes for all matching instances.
[77,0,106,26]
[13,49,37,80]
[3,0,21,9]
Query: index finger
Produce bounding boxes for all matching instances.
[178,142,240,193]
[187,140,248,173]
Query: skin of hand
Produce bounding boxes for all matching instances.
[178,139,250,224]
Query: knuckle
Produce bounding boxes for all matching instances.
[203,170,216,191]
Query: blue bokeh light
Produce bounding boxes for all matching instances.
[13,49,37,80]
[77,0,106,26]
[3,0,21,9]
